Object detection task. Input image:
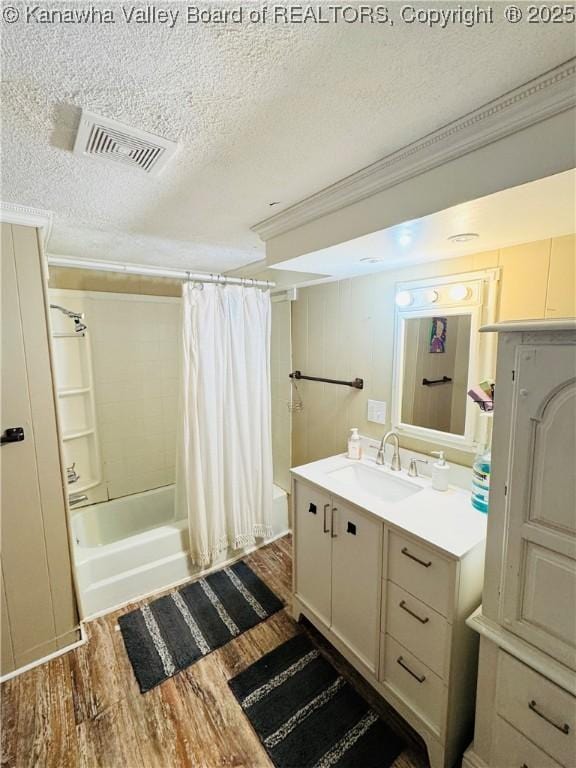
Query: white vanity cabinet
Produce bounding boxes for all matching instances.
[291,460,487,768]
[294,479,383,673]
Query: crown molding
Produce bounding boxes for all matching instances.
[252,59,576,241]
[0,202,53,245]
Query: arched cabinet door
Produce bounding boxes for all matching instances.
[501,343,576,669]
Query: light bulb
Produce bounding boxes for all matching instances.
[449,284,470,301]
[395,291,413,307]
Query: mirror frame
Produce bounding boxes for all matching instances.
[391,269,499,451]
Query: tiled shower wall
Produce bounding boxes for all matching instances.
[89,293,181,500]
[271,299,292,491]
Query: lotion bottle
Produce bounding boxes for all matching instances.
[431,450,450,491]
[347,428,362,460]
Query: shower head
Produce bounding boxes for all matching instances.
[50,304,88,333]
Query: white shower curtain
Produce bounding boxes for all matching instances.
[176,282,274,565]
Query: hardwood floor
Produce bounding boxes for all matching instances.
[1,536,429,768]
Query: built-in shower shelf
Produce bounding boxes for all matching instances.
[58,387,91,397]
[62,428,96,442]
[72,478,101,494]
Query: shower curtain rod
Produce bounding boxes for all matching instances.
[47,256,276,288]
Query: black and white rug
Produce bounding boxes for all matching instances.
[119,561,283,692]
[229,634,405,768]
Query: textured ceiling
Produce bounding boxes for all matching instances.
[1,2,575,272]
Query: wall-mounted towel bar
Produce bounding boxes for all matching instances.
[422,376,452,386]
[289,370,364,389]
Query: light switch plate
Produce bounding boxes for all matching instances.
[367,399,387,424]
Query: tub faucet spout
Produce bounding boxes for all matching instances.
[69,493,88,507]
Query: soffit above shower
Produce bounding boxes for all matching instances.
[73,111,178,175]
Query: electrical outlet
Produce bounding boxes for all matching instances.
[367,399,387,424]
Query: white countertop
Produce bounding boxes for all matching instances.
[291,453,487,560]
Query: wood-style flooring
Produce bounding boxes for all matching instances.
[1,535,429,768]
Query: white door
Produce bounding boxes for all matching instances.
[1,224,78,673]
[501,343,576,668]
[294,481,332,626]
[330,500,382,673]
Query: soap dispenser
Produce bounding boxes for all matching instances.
[430,450,450,491]
[347,428,362,460]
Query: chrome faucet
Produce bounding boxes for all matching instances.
[66,462,80,484]
[376,431,401,470]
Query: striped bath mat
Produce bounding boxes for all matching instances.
[119,561,283,692]
[229,634,404,768]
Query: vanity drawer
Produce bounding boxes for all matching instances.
[381,634,445,734]
[491,715,562,768]
[387,530,453,617]
[496,651,576,766]
[384,581,449,679]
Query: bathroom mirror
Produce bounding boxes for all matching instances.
[391,270,499,450]
[401,314,471,435]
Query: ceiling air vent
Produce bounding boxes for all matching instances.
[73,110,178,175]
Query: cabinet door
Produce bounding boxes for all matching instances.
[501,344,576,668]
[330,500,382,672]
[294,482,332,626]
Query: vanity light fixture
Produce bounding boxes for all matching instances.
[449,284,470,301]
[395,290,413,307]
[425,289,439,303]
[447,233,479,243]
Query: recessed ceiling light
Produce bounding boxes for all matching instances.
[448,233,479,243]
[360,257,385,264]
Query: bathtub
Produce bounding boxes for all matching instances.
[72,484,290,618]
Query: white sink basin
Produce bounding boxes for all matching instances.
[328,463,421,503]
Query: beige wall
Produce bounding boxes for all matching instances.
[49,266,181,297]
[89,293,180,500]
[291,235,576,469]
[271,300,292,491]
[1,224,79,675]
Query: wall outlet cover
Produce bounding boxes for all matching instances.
[367,399,387,424]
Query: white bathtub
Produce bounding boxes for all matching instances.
[72,484,290,618]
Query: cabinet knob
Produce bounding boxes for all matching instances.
[1,427,25,445]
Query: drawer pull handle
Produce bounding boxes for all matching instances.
[331,507,338,538]
[399,600,429,624]
[397,656,426,683]
[323,504,330,534]
[528,700,570,734]
[401,547,432,568]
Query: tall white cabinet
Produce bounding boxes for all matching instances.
[464,320,576,768]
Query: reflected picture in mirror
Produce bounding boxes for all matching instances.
[429,317,447,353]
[401,314,471,435]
